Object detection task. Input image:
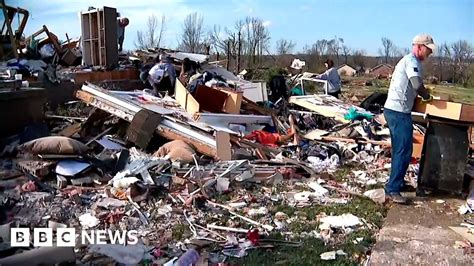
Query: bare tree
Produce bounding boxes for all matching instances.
[436,42,451,81]
[242,17,271,66]
[378,37,395,64]
[209,20,246,72]
[302,39,331,72]
[276,39,296,55]
[180,12,205,53]
[352,49,367,67]
[315,39,329,55]
[451,40,473,85]
[327,36,344,65]
[341,45,351,64]
[135,14,166,49]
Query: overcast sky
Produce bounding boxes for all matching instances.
[7,0,474,55]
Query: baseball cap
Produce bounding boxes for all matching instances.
[412,34,436,51]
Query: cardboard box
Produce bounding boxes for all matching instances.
[412,133,424,158]
[413,98,474,122]
[175,80,242,115]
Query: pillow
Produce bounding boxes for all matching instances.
[153,140,195,163]
[19,136,89,155]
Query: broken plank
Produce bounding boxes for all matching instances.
[206,224,249,233]
[449,226,474,243]
[216,131,232,161]
[58,123,82,137]
[320,136,391,147]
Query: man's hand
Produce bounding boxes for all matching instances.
[421,95,434,103]
[426,85,435,94]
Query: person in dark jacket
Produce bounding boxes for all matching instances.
[268,69,288,103]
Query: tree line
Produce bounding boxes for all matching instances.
[135,13,474,87]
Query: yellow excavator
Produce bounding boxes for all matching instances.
[0,0,29,60]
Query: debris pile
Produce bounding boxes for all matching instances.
[1,4,472,265]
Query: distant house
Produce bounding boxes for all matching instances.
[367,64,394,78]
[337,64,356,76]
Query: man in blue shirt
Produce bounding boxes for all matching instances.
[384,34,435,204]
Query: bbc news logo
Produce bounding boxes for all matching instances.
[11,228,138,247]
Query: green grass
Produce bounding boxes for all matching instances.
[171,222,192,240]
[341,76,474,105]
[432,85,474,104]
[231,198,387,265]
[365,85,474,105]
[233,237,359,266]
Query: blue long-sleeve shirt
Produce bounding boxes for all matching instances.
[316,67,341,93]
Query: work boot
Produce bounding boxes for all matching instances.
[387,193,408,204]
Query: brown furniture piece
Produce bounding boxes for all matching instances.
[80,6,118,67]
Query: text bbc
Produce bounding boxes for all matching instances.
[11,228,138,247]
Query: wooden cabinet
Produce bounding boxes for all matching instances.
[80,7,118,67]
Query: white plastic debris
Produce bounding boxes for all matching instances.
[319,213,361,228]
[157,205,173,217]
[320,249,347,260]
[290,58,306,70]
[363,189,386,204]
[336,249,347,256]
[294,191,313,202]
[110,147,166,185]
[216,177,230,192]
[79,213,100,228]
[89,244,146,265]
[307,181,329,197]
[320,251,336,260]
[458,204,472,215]
[307,154,340,173]
[248,207,268,217]
[113,176,140,189]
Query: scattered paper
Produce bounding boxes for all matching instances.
[248,207,268,217]
[79,213,100,228]
[364,189,386,204]
[319,213,361,228]
[216,177,230,192]
[307,181,329,197]
[320,249,347,261]
[320,251,336,260]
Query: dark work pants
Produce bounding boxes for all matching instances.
[328,91,340,99]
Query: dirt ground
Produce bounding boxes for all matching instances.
[370,193,473,265]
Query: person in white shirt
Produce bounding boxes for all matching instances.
[148,55,176,96]
[383,34,434,204]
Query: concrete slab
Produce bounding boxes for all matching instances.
[370,194,473,265]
